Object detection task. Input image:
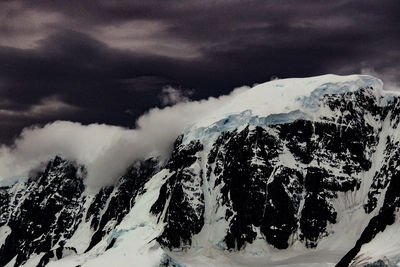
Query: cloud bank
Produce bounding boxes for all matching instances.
[0,85,249,189]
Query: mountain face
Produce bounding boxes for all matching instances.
[1,74,400,266]
[0,157,159,267]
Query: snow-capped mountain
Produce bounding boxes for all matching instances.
[1,74,400,266]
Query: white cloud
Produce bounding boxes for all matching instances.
[0,96,78,118]
[361,66,400,91]
[159,86,194,105]
[0,85,249,190]
[0,2,61,49]
[92,20,202,59]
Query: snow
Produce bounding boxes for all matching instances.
[198,75,382,126]
[44,169,169,267]
[4,256,17,267]
[352,210,400,266]
[0,225,11,248]
[64,194,95,253]
[183,74,385,146]
[19,253,46,267]
[168,244,338,267]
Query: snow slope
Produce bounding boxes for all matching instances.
[198,74,383,124]
[182,74,393,147]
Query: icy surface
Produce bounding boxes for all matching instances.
[197,74,383,126]
[183,74,386,146]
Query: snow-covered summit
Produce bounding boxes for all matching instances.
[183,74,387,144]
[201,74,384,125]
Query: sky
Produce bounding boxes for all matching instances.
[0,0,399,144]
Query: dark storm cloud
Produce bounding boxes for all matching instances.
[0,0,399,143]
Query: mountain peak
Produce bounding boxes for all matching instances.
[197,74,384,127]
[183,74,388,145]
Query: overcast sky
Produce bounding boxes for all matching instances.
[0,0,399,144]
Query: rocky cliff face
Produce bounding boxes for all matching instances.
[1,75,400,266]
[0,156,158,266]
